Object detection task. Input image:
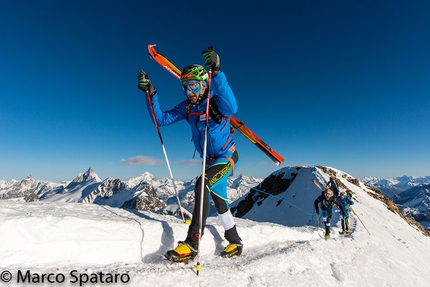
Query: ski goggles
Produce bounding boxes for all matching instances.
[182,80,201,95]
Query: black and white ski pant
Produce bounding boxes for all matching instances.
[185,148,241,249]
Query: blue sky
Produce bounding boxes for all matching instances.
[1,0,429,182]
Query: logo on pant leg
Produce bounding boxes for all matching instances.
[209,163,232,186]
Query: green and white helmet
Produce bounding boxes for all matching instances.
[180,64,208,83]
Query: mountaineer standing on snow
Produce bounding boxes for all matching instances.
[336,191,354,233]
[137,47,242,263]
[314,188,346,239]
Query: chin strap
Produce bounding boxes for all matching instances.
[192,88,207,106]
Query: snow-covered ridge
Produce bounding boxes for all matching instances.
[1,166,428,232]
[1,165,430,286]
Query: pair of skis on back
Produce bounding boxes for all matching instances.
[146,45,284,268]
[147,44,284,166]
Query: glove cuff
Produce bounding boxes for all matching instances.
[211,69,221,77]
[149,85,157,96]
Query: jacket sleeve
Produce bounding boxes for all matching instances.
[210,71,238,117]
[145,93,187,126]
[314,197,320,213]
[347,197,354,205]
[335,200,346,215]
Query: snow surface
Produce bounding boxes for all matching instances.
[1,166,430,287]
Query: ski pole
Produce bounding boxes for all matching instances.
[317,214,321,231]
[195,68,212,276]
[350,206,371,236]
[145,89,186,223]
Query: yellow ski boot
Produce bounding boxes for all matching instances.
[220,243,243,258]
[164,242,198,263]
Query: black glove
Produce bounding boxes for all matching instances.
[201,46,221,76]
[137,70,156,96]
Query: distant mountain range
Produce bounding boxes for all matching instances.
[0,168,262,218]
[1,167,429,231]
[360,175,430,197]
[361,175,430,229]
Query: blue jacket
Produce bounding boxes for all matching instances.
[314,194,346,216]
[145,72,238,159]
[336,196,354,216]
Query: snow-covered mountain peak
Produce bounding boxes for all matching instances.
[127,171,158,188]
[70,167,101,184]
